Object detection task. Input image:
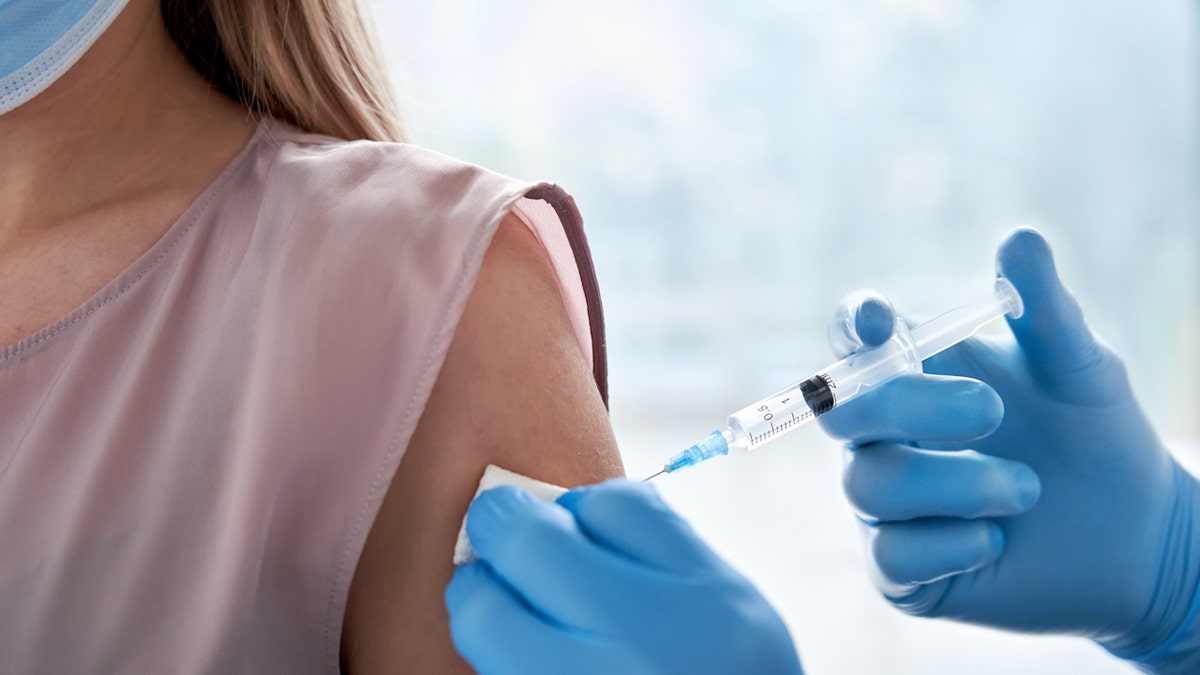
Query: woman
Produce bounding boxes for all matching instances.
[1,0,627,671]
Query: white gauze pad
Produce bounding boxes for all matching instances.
[453,464,568,565]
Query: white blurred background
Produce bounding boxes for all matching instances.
[368,1,1199,672]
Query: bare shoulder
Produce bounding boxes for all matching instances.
[340,212,624,673]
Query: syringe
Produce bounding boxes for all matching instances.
[644,277,1024,480]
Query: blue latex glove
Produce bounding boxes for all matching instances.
[820,228,1200,673]
[445,479,804,675]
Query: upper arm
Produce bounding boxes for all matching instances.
[340,212,624,673]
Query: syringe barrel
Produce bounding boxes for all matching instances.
[725,317,921,452]
[662,278,1024,476]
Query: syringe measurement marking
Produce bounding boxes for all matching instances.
[748,408,815,445]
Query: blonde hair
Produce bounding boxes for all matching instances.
[162,0,406,142]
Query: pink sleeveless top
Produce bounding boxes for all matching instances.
[0,117,607,673]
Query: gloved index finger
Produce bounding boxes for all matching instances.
[827,289,898,358]
[556,480,717,575]
[819,373,1004,445]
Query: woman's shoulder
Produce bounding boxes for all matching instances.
[236,117,541,299]
[257,117,530,217]
[228,117,602,385]
[229,116,604,400]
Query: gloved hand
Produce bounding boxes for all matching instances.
[819,228,1200,673]
[445,479,804,675]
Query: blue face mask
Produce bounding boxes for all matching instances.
[0,0,133,114]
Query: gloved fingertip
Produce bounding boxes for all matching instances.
[995,228,1072,325]
[973,379,1005,437]
[996,227,1053,277]
[929,376,1005,439]
[445,562,484,612]
[564,477,662,507]
[828,289,894,357]
[471,484,529,511]
[554,488,584,511]
[982,521,1006,566]
[855,294,896,348]
[554,479,712,572]
[444,562,523,665]
[466,485,541,548]
[1010,463,1042,513]
[996,228,1056,311]
[995,228,1104,379]
[957,521,1005,574]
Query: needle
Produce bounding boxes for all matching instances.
[642,468,667,482]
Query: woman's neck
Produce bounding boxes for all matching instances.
[0,0,256,249]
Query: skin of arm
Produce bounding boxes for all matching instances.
[339,212,626,673]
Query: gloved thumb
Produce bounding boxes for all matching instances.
[996,228,1103,382]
